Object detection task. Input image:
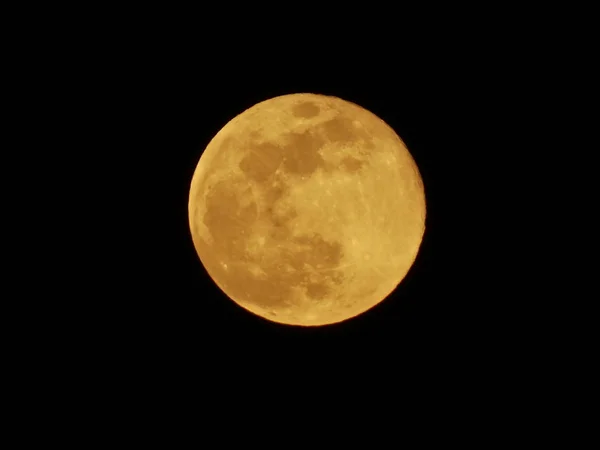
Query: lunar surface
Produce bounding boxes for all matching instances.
[188,93,426,326]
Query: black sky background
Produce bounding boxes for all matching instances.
[36,11,561,413]
[97,48,524,383]
[9,2,590,438]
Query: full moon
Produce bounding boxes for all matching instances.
[188,93,426,326]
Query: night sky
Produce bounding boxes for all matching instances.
[70,27,537,406]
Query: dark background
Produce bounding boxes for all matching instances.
[48,15,550,405]
[16,8,582,437]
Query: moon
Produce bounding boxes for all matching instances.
[188,93,426,326]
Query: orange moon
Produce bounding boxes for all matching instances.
[188,93,426,326]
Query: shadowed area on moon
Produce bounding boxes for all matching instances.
[190,95,426,324]
[200,136,347,313]
[291,101,320,119]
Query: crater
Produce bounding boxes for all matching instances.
[321,116,359,143]
[261,178,287,207]
[291,101,320,119]
[226,232,344,311]
[203,179,258,261]
[281,131,326,175]
[268,218,292,241]
[290,233,343,271]
[306,282,329,299]
[239,142,284,182]
[198,190,349,314]
[321,115,375,151]
[248,130,263,140]
[214,136,236,168]
[340,156,365,173]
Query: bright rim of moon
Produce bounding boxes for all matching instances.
[188,93,426,326]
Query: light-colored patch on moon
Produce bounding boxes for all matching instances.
[188,93,426,326]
